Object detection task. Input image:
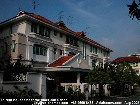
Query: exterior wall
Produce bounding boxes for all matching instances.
[0,72,46,98]
[22,19,111,67]
[27,72,46,98]
[132,62,140,75]
[50,30,66,46]
[12,20,26,34]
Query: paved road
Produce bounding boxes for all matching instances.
[96,96,140,105]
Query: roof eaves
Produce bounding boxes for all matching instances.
[1,10,112,52]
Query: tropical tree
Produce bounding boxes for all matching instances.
[108,62,138,96]
[136,75,140,86]
[85,66,110,98]
[127,0,140,20]
[85,62,138,97]
[1,55,31,81]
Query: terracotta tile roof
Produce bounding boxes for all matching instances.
[1,10,112,52]
[48,56,74,67]
[112,56,140,63]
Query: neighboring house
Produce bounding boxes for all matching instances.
[0,10,112,98]
[112,54,140,76]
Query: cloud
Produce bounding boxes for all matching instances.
[96,0,112,7]
[101,37,114,47]
[62,0,100,20]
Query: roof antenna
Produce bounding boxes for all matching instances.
[32,0,39,12]
[83,27,90,35]
[57,11,64,21]
[67,16,73,26]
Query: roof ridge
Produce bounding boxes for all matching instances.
[112,56,140,63]
[1,10,112,52]
[48,56,73,67]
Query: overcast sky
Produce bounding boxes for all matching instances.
[0,0,140,60]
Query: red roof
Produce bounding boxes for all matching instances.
[112,56,140,63]
[1,10,112,52]
[48,56,73,67]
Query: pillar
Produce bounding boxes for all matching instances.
[77,72,80,83]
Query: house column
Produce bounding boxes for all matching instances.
[47,47,53,63]
[77,72,80,83]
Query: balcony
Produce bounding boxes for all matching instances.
[89,53,98,59]
[30,32,52,42]
[103,57,110,61]
[64,44,80,50]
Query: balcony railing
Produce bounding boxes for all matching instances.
[64,44,79,50]
[30,32,52,42]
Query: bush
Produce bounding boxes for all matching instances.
[47,87,86,104]
[0,88,42,105]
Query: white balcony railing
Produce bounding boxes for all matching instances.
[30,32,52,42]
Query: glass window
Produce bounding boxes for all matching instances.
[95,47,97,54]
[31,23,37,33]
[66,36,69,44]
[92,60,96,67]
[45,28,51,37]
[0,28,3,34]
[33,45,47,56]
[39,25,44,35]
[90,45,92,53]
[43,48,47,56]
[54,48,57,54]
[40,47,43,55]
[4,42,7,53]
[60,33,63,37]
[60,49,63,55]
[54,31,57,36]
[36,46,40,55]
[33,46,36,54]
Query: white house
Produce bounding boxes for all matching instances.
[0,10,112,98]
[112,54,140,76]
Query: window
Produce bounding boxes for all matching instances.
[33,45,47,56]
[90,45,93,53]
[0,28,3,34]
[54,48,57,54]
[54,31,57,36]
[92,60,96,67]
[60,33,63,37]
[12,40,16,52]
[45,28,51,37]
[39,25,45,35]
[73,39,78,46]
[60,49,63,55]
[31,23,37,33]
[68,52,76,56]
[4,42,7,53]
[66,36,78,47]
[95,47,97,54]
[66,36,70,44]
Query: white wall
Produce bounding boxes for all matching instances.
[12,21,26,34]
[0,72,47,98]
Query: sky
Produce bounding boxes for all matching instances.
[0,0,140,60]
